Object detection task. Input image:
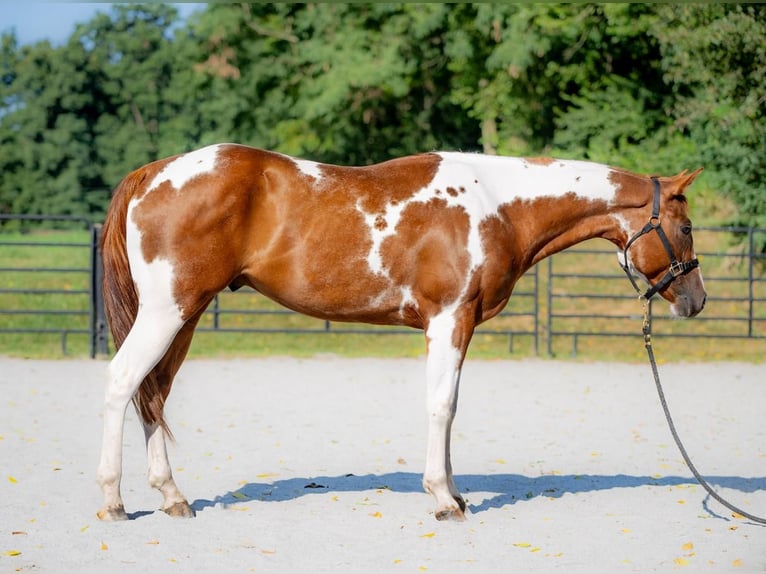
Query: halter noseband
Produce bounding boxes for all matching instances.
[619,177,699,300]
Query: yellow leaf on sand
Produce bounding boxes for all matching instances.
[146,540,160,545]
[732,559,743,567]
[256,473,278,479]
[7,476,17,484]
[101,541,108,551]
[731,512,744,520]
[682,542,694,551]
[370,511,382,518]
[513,542,532,548]
[674,558,689,566]
[3,550,21,557]
[419,532,435,538]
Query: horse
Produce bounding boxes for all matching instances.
[96,144,706,522]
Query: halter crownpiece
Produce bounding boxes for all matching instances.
[619,177,699,300]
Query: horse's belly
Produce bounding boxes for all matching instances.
[252,274,419,327]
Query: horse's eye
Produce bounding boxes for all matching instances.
[681,224,692,236]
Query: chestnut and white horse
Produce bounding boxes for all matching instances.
[97,144,706,521]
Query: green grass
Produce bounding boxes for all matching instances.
[0,228,763,362]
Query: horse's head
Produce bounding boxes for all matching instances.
[616,169,706,318]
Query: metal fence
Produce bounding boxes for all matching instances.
[0,215,763,358]
[0,214,538,356]
[546,226,766,355]
[0,215,107,356]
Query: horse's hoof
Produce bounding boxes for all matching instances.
[455,495,467,513]
[163,500,195,518]
[435,506,466,522]
[96,505,129,521]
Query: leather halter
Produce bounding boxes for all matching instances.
[619,177,699,300]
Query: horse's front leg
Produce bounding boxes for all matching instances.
[422,309,474,521]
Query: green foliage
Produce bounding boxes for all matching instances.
[653,4,766,232]
[1,3,764,246]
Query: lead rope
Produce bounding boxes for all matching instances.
[640,299,766,525]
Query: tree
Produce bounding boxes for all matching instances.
[190,3,480,164]
[653,4,766,235]
[0,4,197,219]
[0,32,105,217]
[1,1,764,244]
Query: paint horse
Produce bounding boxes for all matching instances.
[97,144,706,521]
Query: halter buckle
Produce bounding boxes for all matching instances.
[669,260,685,277]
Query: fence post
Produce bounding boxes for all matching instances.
[748,227,755,337]
[546,257,554,356]
[90,224,110,358]
[532,264,539,355]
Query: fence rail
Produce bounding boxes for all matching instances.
[0,215,763,357]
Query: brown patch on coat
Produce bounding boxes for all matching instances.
[524,157,556,167]
[374,215,387,231]
[379,197,471,313]
[319,154,441,215]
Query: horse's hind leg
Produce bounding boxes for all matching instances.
[96,307,185,521]
[142,315,202,518]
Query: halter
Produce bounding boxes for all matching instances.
[619,177,699,301]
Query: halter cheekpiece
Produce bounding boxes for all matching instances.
[619,177,699,300]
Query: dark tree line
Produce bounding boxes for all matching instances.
[1,4,764,242]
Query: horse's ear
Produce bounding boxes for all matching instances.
[675,167,703,194]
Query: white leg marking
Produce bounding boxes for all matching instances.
[144,422,188,511]
[97,308,185,519]
[422,308,466,519]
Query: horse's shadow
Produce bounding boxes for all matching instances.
[187,471,766,519]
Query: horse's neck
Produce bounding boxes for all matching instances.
[499,184,637,269]
[443,154,640,269]
[524,201,619,267]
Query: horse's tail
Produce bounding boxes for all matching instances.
[101,169,172,436]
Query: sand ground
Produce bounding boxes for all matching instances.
[1,357,764,573]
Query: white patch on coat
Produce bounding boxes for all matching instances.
[612,212,650,286]
[293,159,323,180]
[126,201,184,320]
[437,153,618,203]
[355,152,620,303]
[424,305,462,415]
[148,144,222,192]
[360,199,408,276]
